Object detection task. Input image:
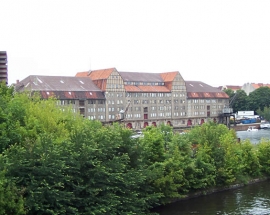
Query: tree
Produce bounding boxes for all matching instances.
[257,107,270,121]
[232,90,248,113]
[223,88,234,98]
[257,140,270,175]
[247,87,270,111]
[223,89,248,112]
[0,171,25,215]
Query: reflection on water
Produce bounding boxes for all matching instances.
[154,180,270,215]
[237,129,270,144]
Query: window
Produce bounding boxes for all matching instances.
[88,100,95,104]
[68,100,75,104]
[79,100,85,106]
[88,115,96,120]
[151,106,157,111]
[88,108,95,112]
[159,106,164,111]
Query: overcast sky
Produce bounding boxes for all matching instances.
[1,0,270,87]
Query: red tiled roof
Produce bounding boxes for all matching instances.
[139,85,170,92]
[92,79,107,91]
[187,92,229,99]
[125,85,170,92]
[160,71,178,82]
[124,85,141,92]
[251,83,270,89]
[76,68,115,80]
[89,68,115,80]
[75,71,90,77]
[225,85,241,90]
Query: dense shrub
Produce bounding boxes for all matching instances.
[1,83,270,213]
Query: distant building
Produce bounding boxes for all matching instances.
[16,68,229,129]
[242,83,270,95]
[0,51,8,84]
[185,81,229,126]
[220,85,242,93]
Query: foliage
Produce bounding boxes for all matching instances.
[224,86,270,114]
[1,82,270,213]
[0,171,25,215]
[257,140,270,175]
[1,122,159,214]
[232,90,248,113]
[247,86,270,112]
[223,88,234,98]
[257,107,270,121]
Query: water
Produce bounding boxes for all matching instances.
[237,129,270,144]
[154,180,270,215]
[153,130,270,215]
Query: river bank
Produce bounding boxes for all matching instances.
[153,179,270,215]
[170,177,269,203]
[174,122,261,133]
[153,177,269,213]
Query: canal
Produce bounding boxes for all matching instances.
[153,180,270,215]
[153,129,270,214]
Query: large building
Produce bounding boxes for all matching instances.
[0,51,8,84]
[16,68,229,129]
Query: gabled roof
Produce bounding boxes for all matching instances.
[119,72,164,82]
[186,81,223,93]
[76,68,115,80]
[75,71,90,77]
[15,75,105,100]
[16,75,102,91]
[160,71,178,82]
[185,81,229,99]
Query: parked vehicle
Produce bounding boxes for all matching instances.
[260,122,270,129]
